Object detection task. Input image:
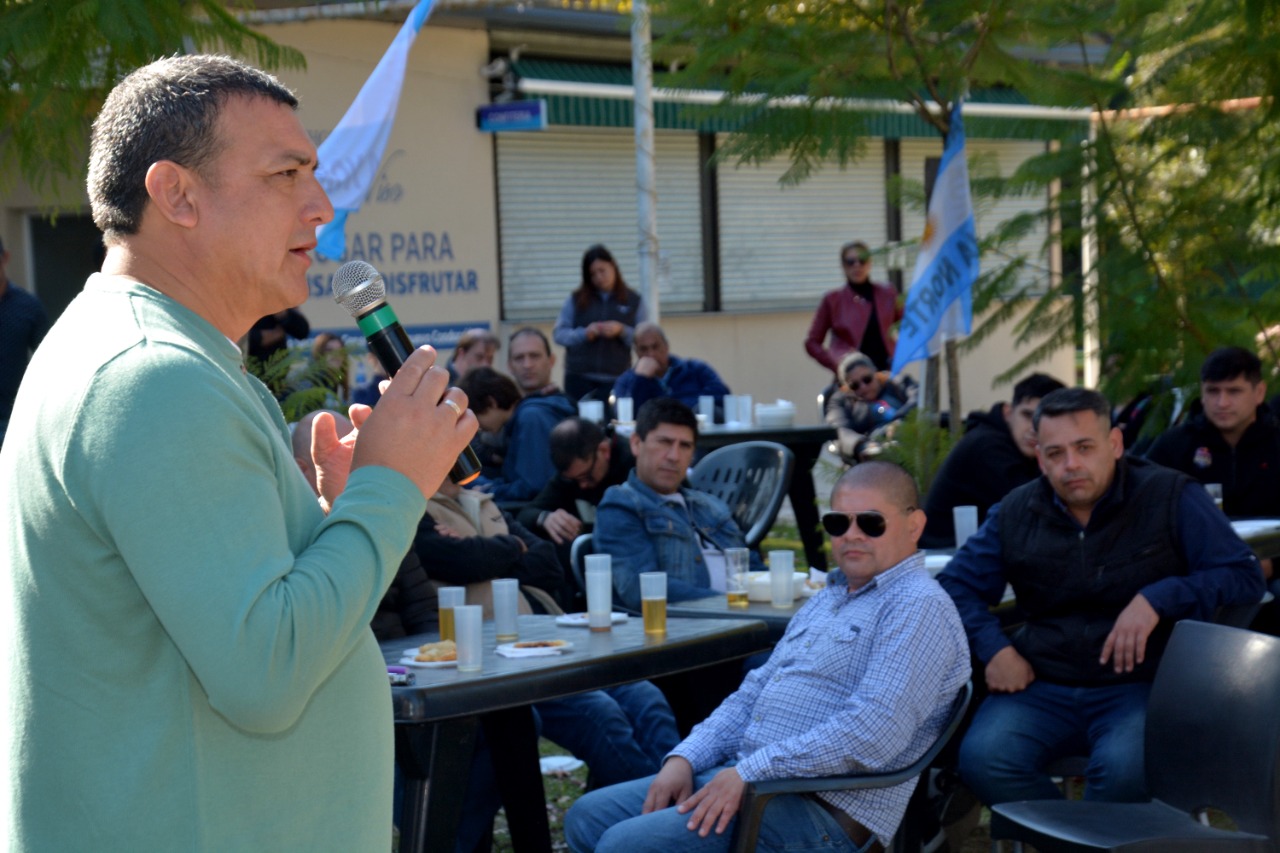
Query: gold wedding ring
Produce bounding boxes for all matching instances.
[443,397,464,419]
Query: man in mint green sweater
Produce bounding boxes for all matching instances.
[0,55,477,851]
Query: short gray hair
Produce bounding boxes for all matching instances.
[88,54,297,243]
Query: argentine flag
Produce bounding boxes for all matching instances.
[315,0,435,260]
[891,99,979,375]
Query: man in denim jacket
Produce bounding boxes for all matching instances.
[595,398,763,610]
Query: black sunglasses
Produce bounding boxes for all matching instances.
[843,256,870,266]
[822,508,915,538]
[848,375,877,390]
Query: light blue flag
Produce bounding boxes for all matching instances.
[315,0,435,260]
[891,99,979,376]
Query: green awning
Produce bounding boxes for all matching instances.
[509,58,1090,140]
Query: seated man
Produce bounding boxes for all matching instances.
[595,398,762,611]
[484,329,577,502]
[938,387,1264,807]
[612,322,731,416]
[920,372,1065,548]
[415,477,681,791]
[565,461,972,853]
[456,366,522,482]
[1145,346,1280,521]
[446,327,500,383]
[824,351,917,463]
[517,416,636,546]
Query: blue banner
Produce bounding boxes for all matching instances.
[314,0,435,260]
[891,100,979,376]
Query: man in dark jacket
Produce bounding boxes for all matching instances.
[463,329,576,503]
[518,416,635,546]
[938,387,1263,808]
[1145,346,1280,520]
[921,373,1065,548]
[611,323,731,416]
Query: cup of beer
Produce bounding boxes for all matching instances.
[639,572,667,635]
[725,547,750,608]
[438,586,466,642]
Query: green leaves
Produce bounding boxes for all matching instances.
[0,0,304,195]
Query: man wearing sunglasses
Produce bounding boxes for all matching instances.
[938,387,1264,809]
[566,461,970,853]
[804,241,903,376]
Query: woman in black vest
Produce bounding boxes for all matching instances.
[553,244,648,403]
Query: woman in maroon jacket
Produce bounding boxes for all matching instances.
[805,241,903,375]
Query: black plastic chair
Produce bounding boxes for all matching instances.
[569,532,594,596]
[689,441,794,550]
[731,681,973,853]
[990,620,1280,852]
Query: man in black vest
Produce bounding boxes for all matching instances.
[938,387,1263,807]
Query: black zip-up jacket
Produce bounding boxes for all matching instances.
[1145,404,1280,517]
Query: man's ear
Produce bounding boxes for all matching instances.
[144,160,198,228]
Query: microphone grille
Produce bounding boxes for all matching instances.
[332,260,386,316]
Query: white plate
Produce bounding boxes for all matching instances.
[555,612,629,627]
[399,655,457,669]
[495,640,574,657]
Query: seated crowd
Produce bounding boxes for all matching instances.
[350,328,1273,851]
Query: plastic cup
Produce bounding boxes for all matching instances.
[438,586,466,642]
[492,578,519,642]
[615,396,634,423]
[578,400,605,423]
[725,547,750,608]
[698,395,715,422]
[639,572,667,635]
[953,505,979,548]
[1206,483,1224,511]
[738,395,754,426]
[454,604,484,672]
[585,554,613,632]
[723,395,739,424]
[769,550,796,607]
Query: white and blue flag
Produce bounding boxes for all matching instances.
[315,0,435,260]
[891,99,979,375]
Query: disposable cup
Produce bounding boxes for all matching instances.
[769,550,795,607]
[454,604,483,672]
[639,572,667,635]
[615,397,634,423]
[492,578,519,641]
[585,554,613,632]
[953,505,979,547]
[725,547,750,608]
[438,586,466,642]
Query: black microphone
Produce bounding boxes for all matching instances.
[332,259,481,485]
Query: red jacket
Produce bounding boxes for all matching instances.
[804,282,902,373]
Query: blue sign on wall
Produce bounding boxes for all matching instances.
[476,100,548,133]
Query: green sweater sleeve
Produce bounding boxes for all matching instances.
[66,341,425,733]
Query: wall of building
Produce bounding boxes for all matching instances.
[263,19,500,348]
[0,15,1077,420]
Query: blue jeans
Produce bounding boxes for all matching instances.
[536,682,680,788]
[958,679,1151,805]
[564,766,876,853]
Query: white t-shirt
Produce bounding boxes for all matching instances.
[661,492,727,592]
